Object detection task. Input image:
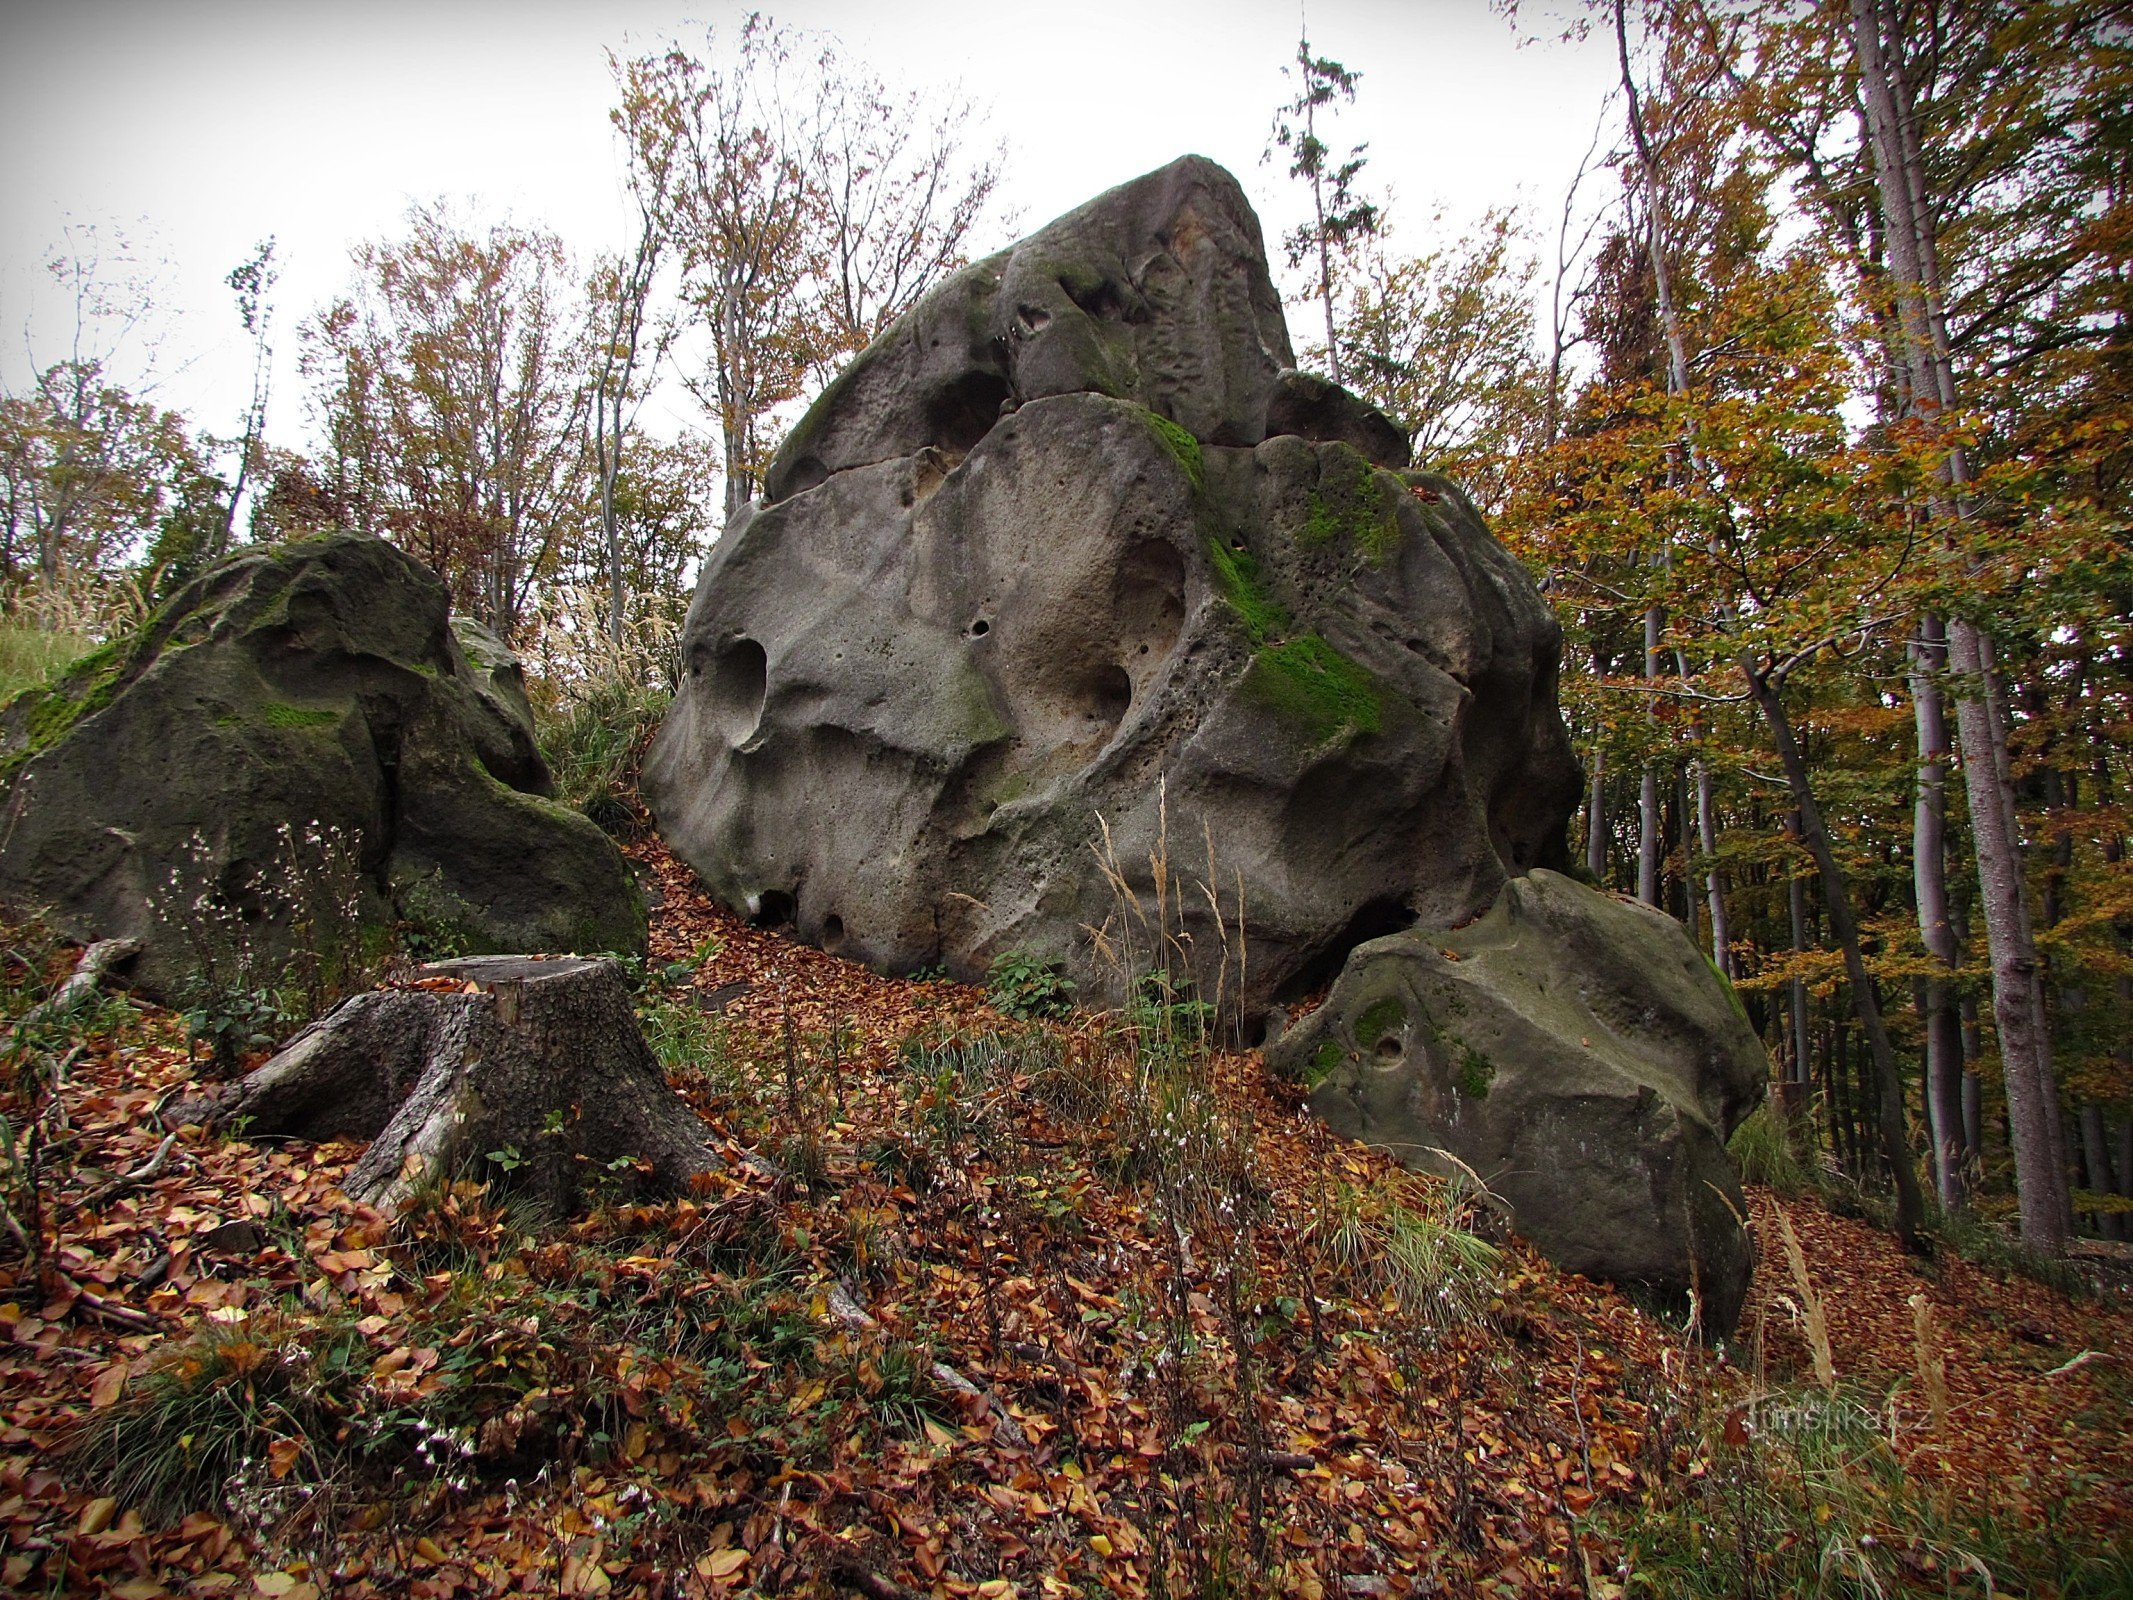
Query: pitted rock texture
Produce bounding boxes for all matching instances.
[1268,870,1767,1332]
[0,533,645,998]
[763,155,1298,503]
[646,156,1580,1019]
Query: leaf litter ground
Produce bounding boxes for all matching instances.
[2,840,2127,1598]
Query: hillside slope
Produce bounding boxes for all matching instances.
[1,841,2126,1598]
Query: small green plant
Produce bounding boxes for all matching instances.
[986,948,1077,1020]
[177,980,287,1077]
[533,678,672,837]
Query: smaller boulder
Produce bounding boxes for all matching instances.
[0,533,645,998]
[1269,870,1766,1332]
[1262,370,1412,469]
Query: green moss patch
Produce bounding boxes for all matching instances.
[1355,997,1407,1051]
[1456,1043,1497,1100]
[1248,636,1384,739]
[1306,1038,1346,1088]
[5,639,131,777]
[1207,537,1385,742]
[1300,446,1402,563]
[261,703,342,730]
[1206,539,1289,645]
[1142,411,1206,494]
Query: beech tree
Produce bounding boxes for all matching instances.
[302,204,592,642]
[614,18,1002,521]
[1,240,204,585]
[1332,213,1547,511]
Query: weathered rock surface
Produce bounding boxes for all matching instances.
[1268,870,1767,1331]
[0,533,645,998]
[647,157,1579,1017]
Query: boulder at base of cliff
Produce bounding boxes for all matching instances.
[1268,870,1767,1333]
[0,532,645,999]
[645,155,1579,1020]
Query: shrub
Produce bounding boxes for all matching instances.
[985,949,1077,1019]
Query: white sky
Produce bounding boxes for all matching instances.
[0,0,1619,451]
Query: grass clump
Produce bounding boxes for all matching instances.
[535,679,671,836]
[0,618,96,706]
[1729,1103,1813,1195]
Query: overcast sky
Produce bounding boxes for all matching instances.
[0,0,1618,448]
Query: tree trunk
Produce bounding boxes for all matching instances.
[188,957,725,1213]
[1787,813,1812,1092]
[1851,0,2069,1251]
[1947,618,2071,1249]
[1909,617,1965,1208]
[1586,748,1608,883]
[2079,1103,2123,1243]
[1748,657,1925,1247]
[1694,754,1729,976]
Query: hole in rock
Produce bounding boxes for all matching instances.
[925,371,1013,454]
[1116,540,1186,669]
[1060,274,1125,321]
[707,638,769,745]
[822,913,847,953]
[1017,304,1053,335]
[1090,665,1133,725]
[1376,1034,1404,1060]
[1277,898,1419,1003]
[970,619,991,638]
[752,890,796,929]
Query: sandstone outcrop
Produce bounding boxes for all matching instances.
[646,156,1581,1017]
[1268,871,1766,1331]
[0,533,645,997]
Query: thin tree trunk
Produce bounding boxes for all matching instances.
[1586,748,1608,882]
[2079,1104,2123,1243]
[1910,616,1965,1208]
[1694,753,1728,974]
[1787,817,1812,1090]
[1851,0,2068,1250]
[1748,656,1925,1248]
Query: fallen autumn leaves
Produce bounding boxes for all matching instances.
[1,842,2127,1598]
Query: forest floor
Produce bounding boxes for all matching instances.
[2,840,2129,1599]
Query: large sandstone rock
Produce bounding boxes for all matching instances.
[1267,871,1767,1332]
[646,156,1579,1018]
[0,533,645,998]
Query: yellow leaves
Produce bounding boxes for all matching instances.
[89,1360,128,1409]
[267,1437,304,1480]
[1087,1532,1115,1558]
[560,1544,612,1595]
[695,1546,749,1583]
[77,1496,118,1536]
[252,1573,319,1600]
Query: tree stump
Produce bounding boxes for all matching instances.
[197,956,723,1212]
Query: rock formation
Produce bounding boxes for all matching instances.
[646,155,1581,1016]
[1267,871,1766,1330]
[0,533,645,997]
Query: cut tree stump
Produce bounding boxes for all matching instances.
[193,956,723,1211]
